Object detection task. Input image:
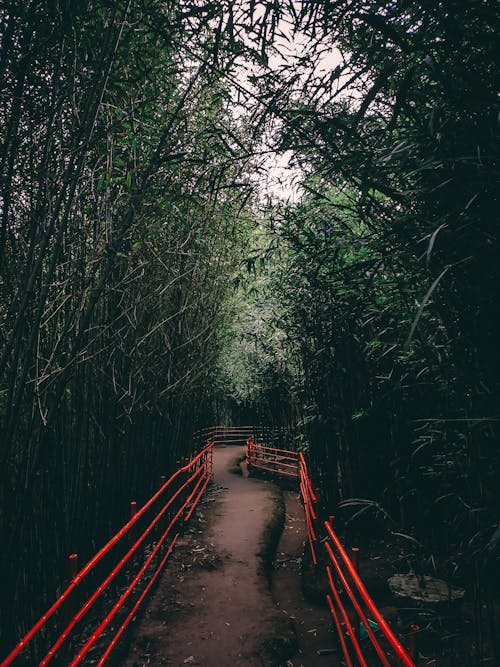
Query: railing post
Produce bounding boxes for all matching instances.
[61,553,78,660]
[351,547,360,571]
[409,624,420,664]
[128,501,138,575]
[351,547,361,641]
[67,553,79,580]
[65,554,78,616]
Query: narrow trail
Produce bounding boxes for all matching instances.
[123,446,288,666]
[123,445,333,667]
[273,491,334,666]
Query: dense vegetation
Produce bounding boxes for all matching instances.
[219,1,500,661]
[0,0,260,647]
[1,0,499,662]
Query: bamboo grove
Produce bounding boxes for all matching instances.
[1,0,500,663]
[217,1,500,662]
[0,0,261,647]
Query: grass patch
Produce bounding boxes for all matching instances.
[258,482,286,586]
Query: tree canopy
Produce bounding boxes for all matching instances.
[1,1,499,662]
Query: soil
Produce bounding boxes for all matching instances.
[121,445,298,667]
[119,445,498,667]
[271,490,335,666]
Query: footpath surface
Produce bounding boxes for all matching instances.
[273,491,334,666]
[122,445,334,667]
[122,446,288,666]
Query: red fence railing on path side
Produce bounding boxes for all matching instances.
[246,439,299,478]
[245,437,417,666]
[299,451,318,566]
[1,440,214,667]
[196,425,275,447]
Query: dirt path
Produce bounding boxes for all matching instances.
[272,491,336,666]
[122,445,293,667]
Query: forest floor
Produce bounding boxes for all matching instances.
[121,445,334,667]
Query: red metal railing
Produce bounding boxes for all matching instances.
[299,451,318,566]
[246,438,416,666]
[324,518,415,666]
[1,440,214,667]
[246,439,299,478]
[245,440,318,565]
[197,425,274,447]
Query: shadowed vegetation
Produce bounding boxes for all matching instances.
[1,1,499,663]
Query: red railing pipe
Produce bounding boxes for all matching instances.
[299,453,317,503]
[183,466,212,522]
[96,534,180,665]
[325,544,391,667]
[246,439,300,478]
[253,454,299,466]
[326,594,354,667]
[325,566,368,667]
[38,465,206,665]
[325,519,415,667]
[1,441,213,667]
[250,443,299,457]
[69,465,211,665]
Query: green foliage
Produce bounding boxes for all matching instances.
[218,5,500,659]
[1,1,499,662]
[0,0,258,647]
[214,228,296,426]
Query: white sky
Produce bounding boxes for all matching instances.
[265,27,343,202]
[229,7,344,203]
